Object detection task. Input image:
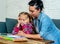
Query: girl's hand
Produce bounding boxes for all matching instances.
[18,17,22,24]
[17,31,25,36]
[17,17,22,27]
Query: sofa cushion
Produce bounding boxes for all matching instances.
[6,18,18,33]
[52,19,60,29]
[0,22,7,33]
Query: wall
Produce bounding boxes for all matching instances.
[43,0,60,19]
[0,0,7,22]
[6,0,30,19]
[0,0,60,21]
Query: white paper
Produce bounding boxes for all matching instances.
[7,34,25,38]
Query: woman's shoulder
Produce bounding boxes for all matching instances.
[40,12,52,23]
[41,12,50,19]
[41,12,49,18]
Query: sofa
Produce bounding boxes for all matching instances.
[0,18,18,33]
[0,18,60,33]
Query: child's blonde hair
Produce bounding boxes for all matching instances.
[18,12,33,22]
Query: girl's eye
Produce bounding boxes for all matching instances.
[19,18,20,20]
[19,18,22,20]
[23,19,25,21]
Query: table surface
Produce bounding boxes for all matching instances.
[0,33,54,44]
[0,38,54,44]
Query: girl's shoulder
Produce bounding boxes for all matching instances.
[25,22,33,27]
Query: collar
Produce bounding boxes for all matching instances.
[38,12,42,21]
[33,12,43,22]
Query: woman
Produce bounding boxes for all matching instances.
[18,0,60,44]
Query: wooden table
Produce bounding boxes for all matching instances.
[0,33,54,44]
[0,38,54,44]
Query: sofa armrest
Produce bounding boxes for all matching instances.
[0,22,7,33]
[52,19,60,29]
[6,18,18,33]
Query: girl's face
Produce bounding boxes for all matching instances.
[18,14,30,24]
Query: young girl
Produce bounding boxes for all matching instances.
[12,12,34,35]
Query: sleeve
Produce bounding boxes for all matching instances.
[27,23,33,34]
[22,23,33,34]
[12,26,20,35]
[40,17,51,37]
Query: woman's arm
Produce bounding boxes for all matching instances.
[17,31,43,40]
[24,34,43,39]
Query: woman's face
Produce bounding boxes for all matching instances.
[29,6,40,18]
[18,14,29,24]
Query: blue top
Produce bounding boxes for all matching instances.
[33,12,60,44]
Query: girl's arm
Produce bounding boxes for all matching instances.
[24,34,43,40]
[22,23,33,34]
[12,23,21,35]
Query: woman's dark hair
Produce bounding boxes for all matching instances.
[28,0,44,11]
